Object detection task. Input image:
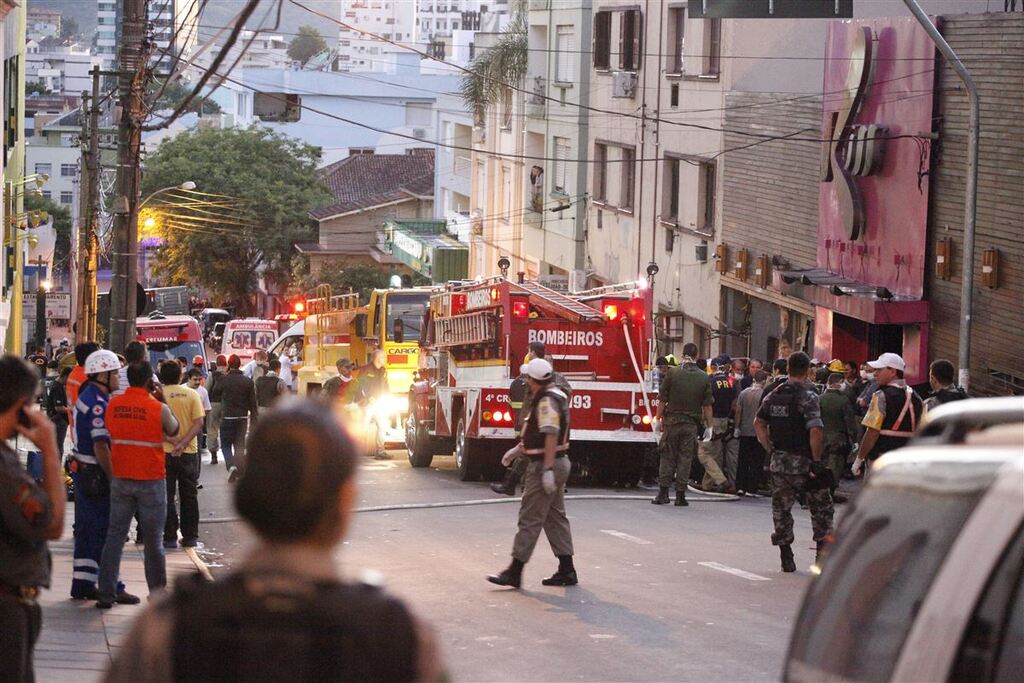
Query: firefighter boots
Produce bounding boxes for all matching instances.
[542,555,578,586]
[675,492,689,507]
[651,486,671,505]
[490,470,517,496]
[487,559,524,588]
[780,544,797,573]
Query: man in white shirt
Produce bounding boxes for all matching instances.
[242,350,268,381]
[186,369,213,486]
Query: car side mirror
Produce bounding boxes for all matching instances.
[354,313,367,339]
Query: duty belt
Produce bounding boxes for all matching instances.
[72,450,98,465]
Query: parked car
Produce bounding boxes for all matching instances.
[784,397,1024,682]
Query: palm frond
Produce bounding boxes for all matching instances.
[460,11,528,115]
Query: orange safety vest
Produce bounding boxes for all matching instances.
[106,387,166,480]
[66,365,87,409]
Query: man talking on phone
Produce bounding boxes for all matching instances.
[0,355,66,681]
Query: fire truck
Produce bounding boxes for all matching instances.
[406,275,659,483]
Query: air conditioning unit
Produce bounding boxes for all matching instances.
[412,128,426,139]
[612,71,638,99]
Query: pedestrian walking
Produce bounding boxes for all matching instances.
[652,343,715,506]
[185,369,211,477]
[205,355,226,465]
[851,353,924,477]
[69,350,139,603]
[356,349,390,460]
[209,354,258,483]
[158,361,205,549]
[488,358,576,588]
[733,369,768,495]
[699,355,739,489]
[819,373,859,503]
[105,401,445,683]
[97,362,180,609]
[255,359,288,409]
[923,359,968,413]
[754,352,834,573]
[45,366,71,460]
[0,355,65,683]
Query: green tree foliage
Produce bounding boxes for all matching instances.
[60,17,79,41]
[25,193,72,279]
[460,3,527,115]
[143,126,331,314]
[287,25,329,66]
[26,81,50,96]
[148,78,222,115]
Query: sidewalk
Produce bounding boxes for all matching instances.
[35,505,201,682]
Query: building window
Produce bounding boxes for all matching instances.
[670,83,680,107]
[620,147,635,210]
[619,9,641,72]
[500,165,512,222]
[60,191,73,204]
[593,143,607,201]
[700,160,716,232]
[665,226,675,252]
[664,157,680,223]
[34,163,51,176]
[555,25,575,83]
[593,11,611,70]
[703,18,722,75]
[501,86,513,130]
[668,6,685,74]
[553,137,570,194]
[60,163,76,177]
[349,147,375,155]
[41,190,51,200]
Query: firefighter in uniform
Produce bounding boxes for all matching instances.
[488,358,576,588]
[652,344,713,506]
[852,353,924,477]
[754,352,834,572]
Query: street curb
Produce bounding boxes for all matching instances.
[184,546,215,582]
[199,492,742,524]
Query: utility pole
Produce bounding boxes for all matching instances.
[108,0,150,352]
[75,65,102,342]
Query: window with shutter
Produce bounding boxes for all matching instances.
[619,10,641,72]
[620,147,635,209]
[703,18,722,75]
[553,138,570,194]
[593,12,611,70]
[700,160,716,231]
[556,26,575,83]
[668,7,685,74]
[593,143,607,201]
[665,157,680,222]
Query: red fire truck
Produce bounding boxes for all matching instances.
[406,275,659,483]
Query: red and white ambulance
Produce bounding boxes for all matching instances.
[135,312,207,371]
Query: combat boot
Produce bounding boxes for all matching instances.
[487,559,524,588]
[210,449,218,465]
[674,491,689,507]
[779,544,797,573]
[815,540,829,567]
[490,470,517,496]
[651,486,670,505]
[542,555,578,586]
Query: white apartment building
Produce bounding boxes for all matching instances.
[336,0,417,72]
[418,0,510,41]
[96,0,118,67]
[433,91,474,242]
[95,0,197,72]
[26,41,102,97]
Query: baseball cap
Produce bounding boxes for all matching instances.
[711,354,731,367]
[215,354,227,366]
[193,355,205,365]
[867,352,906,372]
[520,357,553,381]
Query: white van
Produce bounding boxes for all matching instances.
[219,318,279,363]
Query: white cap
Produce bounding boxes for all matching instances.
[867,352,906,372]
[520,357,553,381]
[84,349,123,375]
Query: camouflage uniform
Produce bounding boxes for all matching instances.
[757,380,834,546]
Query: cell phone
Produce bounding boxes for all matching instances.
[18,406,33,428]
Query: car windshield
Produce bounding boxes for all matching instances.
[386,293,429,343]
[786,460,1000,682]
[147,341,205,371]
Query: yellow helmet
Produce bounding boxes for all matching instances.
[827,359,846,372]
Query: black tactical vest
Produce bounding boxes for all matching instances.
[872,384,924,459]
[255,375,281,408]
[766,383,811,455]
[521,386,570,457]
[171,571,418,682]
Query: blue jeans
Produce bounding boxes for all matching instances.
[97,478,168,601]
[219,417,248,471]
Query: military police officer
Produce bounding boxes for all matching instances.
[652,343,713,507]
[819,372,859,502]
[754,352,834,572]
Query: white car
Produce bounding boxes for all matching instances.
[785,397,1024,682]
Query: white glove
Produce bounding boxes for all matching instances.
[501,445,520,468]
[651,419,662,434]
[541,469,556,494]
[702,427,714,442]
[733,428,741,439]
[851,457,864,477]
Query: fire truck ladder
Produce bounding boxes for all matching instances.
[513,280,605,323]
[308,285,361,368]
[434,311,496,348]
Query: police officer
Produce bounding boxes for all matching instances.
[699,354,739,489]
[923,358,967,413]
[819,373,859,503]
[754,352,834,572]
[652,343,714,506]
[852,353,924,477]
[69,350,140,603]
[0,355,65,682]
[488,358,576,588]
[105,402,445,682]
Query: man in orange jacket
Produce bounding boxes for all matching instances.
[96,361,180,609]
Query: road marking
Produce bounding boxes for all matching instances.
[361,462,397,471]
[697,561,771,582]
[589,634,617,639]
[600,529,652,545]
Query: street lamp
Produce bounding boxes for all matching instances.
[140,180,196,208]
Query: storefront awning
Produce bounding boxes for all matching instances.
[384,220,468,283]
[779,267,929,325]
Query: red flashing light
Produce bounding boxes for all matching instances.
[294,301,305,314]
[603,304,619,321]
[512,301,529,319]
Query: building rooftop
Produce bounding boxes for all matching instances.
[311,151,436,220]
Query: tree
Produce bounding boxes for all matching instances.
[26,81,50,96]
[148,78,222,115]
[60,17,79,41]
[287,25,329,66]
[143,126,331,314]
[460,4,527,116]
[25,193,72,280]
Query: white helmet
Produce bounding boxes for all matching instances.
[84,349,123,375]
[520,357,553,381]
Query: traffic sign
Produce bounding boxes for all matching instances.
[688,0,853,18]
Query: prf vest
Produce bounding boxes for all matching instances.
[106,387,166,480]
[521,386,570,458]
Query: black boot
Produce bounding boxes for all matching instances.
[674,491,689,507]
[542,555,578,586]
[487,558,524,588]
[651,486,670,505]
[815,540,829,567]
[210,449,218,465]
[490,469,518,496]
[780,544,797,573]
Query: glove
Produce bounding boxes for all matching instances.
[651,419,662,434]
[501,445,520,468]
[541,469,556,495]
[702,427,714,442]
[733,428,741,439]
[851,457,864,477]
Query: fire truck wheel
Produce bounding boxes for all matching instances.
[406,417,434,468]
[454,418,482,481]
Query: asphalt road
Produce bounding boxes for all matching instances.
[195,450,820,682]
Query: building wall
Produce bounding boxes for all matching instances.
[95,0,118,68]
[318,200,431,252]
[2,1,26,352]
[336,0,417,72]
[927,12,1024,396]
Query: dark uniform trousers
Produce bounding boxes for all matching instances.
[822,436,850,489]
[0,593,42,682]
[512,457,573,563]
[658,419,699,490]
[769,450,834,547]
